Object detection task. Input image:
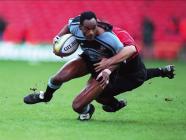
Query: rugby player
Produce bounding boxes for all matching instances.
[24,11,175,121]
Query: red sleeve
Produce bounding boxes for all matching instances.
[113,27,136,46]
[113,27,139,59]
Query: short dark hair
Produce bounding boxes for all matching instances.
[80,11,97,25]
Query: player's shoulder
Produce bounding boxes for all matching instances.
[68,16,80,26]
[96,31,123,49]
[68,16,84,39]
[113,27,132,38]
[97,31,120,41]
[113,26,136,46]
[97,21,113,31]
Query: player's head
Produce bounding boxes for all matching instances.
[80,11,98,40]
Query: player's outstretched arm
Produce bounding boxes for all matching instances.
[94,45,136,72]
[53,24,70,44]
[109,45,136,64]
[53,24,71,57]
[56,24,70,37]
[95,61,119,89]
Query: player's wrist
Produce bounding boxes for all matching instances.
[103,69,112,75]
[53,35,60,44]
[108,57,115,66]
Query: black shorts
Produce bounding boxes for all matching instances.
[101,55,147,97]
[81,53,147,97]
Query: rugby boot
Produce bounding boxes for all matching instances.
[78,104,95,121]
[160,65,175,79]
[24,91,52,104]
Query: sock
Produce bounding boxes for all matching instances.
[81,104,90,114]
[43,86,56,101]
[43,78,62,101]
[39,91,45,99]
[146,68,162,80]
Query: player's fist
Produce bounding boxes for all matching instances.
[53,35,60,44]
[96,69,111,89]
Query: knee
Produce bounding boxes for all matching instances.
[72,100,83,113]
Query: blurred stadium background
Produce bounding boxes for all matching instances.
[0,0,186,61]
[0,1,186,140]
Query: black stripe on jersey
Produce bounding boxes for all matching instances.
[73,35,85,40]
[95,38,117,55]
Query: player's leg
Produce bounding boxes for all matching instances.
[72,77,103,120]
[24,57,89,104]
[128,54,175,80]
[96,65,175,112]
[95,82,135,113]
[95,70,146,112]
[146,65,175,80]
[96,96,127,112]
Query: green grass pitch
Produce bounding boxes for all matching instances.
[0,60,186,140]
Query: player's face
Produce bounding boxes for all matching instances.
[80,18,98,40]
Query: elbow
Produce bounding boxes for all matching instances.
[131,45,137,54]
[124,45,137,59]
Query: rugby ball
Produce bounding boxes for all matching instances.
[53,34,79,57]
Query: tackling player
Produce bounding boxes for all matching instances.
[24,11,175,121]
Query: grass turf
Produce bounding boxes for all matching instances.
[0,60,185,140]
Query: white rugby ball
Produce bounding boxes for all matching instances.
[53,34,79,56]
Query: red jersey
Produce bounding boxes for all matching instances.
[113,27,139,59]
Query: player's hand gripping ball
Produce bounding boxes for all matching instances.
[53,34,79,57]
